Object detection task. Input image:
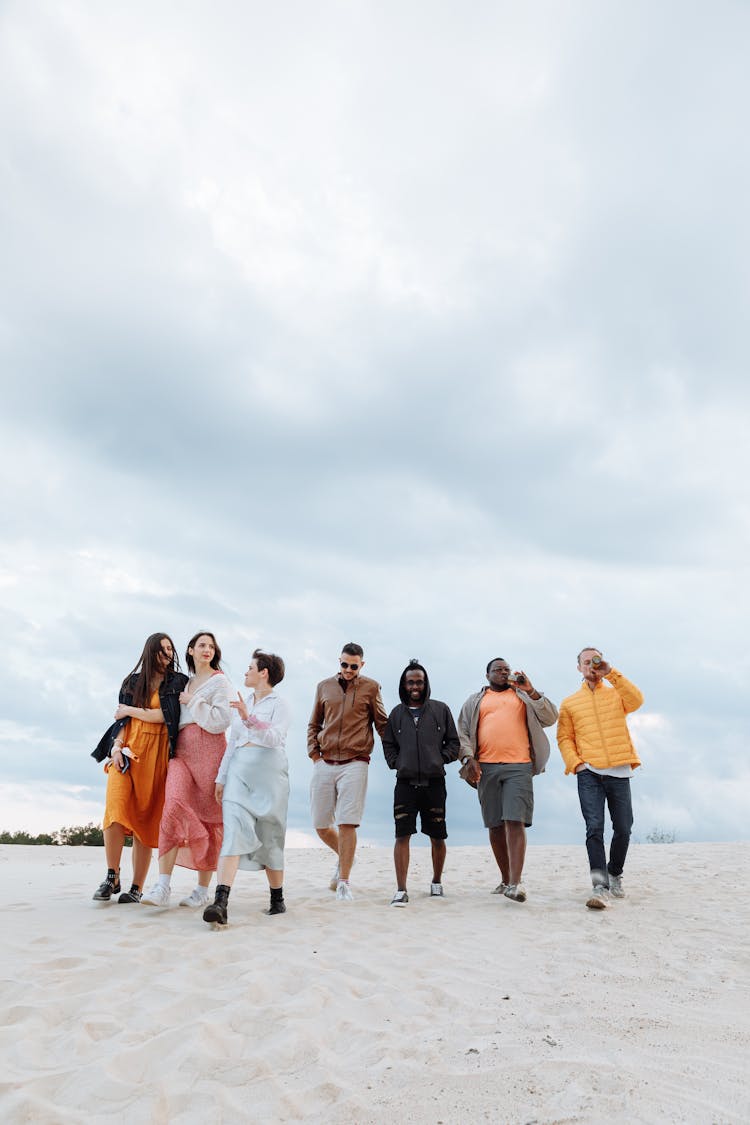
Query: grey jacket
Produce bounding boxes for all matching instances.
[457,687,558,776]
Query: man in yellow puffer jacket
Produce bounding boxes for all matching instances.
[557,648,644,910]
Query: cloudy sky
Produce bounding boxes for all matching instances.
[1,2,748,850]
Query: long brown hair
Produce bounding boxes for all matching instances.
[121,633,179,708]
[186,631,223,673]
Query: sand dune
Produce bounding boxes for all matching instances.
[1,842,748,1124]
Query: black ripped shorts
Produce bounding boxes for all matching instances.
[393,777,448,840]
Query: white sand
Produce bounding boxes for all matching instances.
[1,842,748,1124]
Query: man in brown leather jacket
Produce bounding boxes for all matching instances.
[307,642,388,901]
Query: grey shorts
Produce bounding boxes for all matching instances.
[477,762,534,828]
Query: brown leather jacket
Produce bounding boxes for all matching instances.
[307,674,388,762]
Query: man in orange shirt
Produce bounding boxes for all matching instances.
[458,658,558,902]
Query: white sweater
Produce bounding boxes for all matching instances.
[179,672,234,734]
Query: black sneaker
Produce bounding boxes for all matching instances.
[93,870,121,901]
[118,886,142,903]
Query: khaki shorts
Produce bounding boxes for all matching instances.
[310,759,369,828]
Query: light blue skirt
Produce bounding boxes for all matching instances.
[220,745,290,871]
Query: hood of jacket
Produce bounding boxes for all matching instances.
[398,661,431,706]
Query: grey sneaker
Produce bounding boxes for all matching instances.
[391,890,408,907]
[430,883,444,897]
[504,884,527,903]
[586,885,609,910]
[609,874,624,898]
[491,883,509,895]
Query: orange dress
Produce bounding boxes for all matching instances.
[102,689,170,848]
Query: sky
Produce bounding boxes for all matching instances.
[1,1,748,849]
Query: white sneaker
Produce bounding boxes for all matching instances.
[179,887,210,908]
[609,874,625,898]
[329,857,354,891]
[430,883,444,897]
[391,890,408,906]
[491,883,509,895]
[141,883,171,907]
[336,880,354,902]
[586,885,609,910]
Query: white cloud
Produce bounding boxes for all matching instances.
[1,1,748,844]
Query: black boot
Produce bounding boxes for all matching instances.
[203,884,230,925]
[265,886,286,915]
[93,869,121,901]
[118,884,142,903]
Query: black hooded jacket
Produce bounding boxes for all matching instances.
[382,664,460,782]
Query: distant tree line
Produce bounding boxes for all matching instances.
[0,823,132,846]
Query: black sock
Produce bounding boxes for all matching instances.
[270,886,284,903]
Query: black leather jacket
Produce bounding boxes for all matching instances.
[92,670,188,762]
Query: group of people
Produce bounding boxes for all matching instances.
[92,634,644,923]
[93,632,290,925]
[307,643,643,911]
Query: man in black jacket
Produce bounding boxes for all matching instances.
[382,660,460,905]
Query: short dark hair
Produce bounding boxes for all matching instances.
[577,646,601,663]
[186,631,223,673]
[253,648,285,687]
[341,642,364,659]
[486,657,507,674]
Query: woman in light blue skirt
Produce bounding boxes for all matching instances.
[203,649,290,926]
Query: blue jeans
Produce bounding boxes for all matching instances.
[576,769,633,884]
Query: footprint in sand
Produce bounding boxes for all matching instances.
[39,956,88,971]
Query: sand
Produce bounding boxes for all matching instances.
[1,841,748,1124]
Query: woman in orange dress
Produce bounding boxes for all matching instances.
[92,633,187,904]
[141,632,233,910]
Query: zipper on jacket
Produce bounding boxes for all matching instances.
[334,678,356,756]
[591,689,611,767]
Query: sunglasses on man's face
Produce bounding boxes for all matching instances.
[340,661,361,670]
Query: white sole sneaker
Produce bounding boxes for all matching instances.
[179,889,210,908]
[586,888,609,910]
[141,884,171,908]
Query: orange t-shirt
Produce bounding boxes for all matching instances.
[477,690,531,763]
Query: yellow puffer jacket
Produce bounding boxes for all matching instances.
[556,669,643,775]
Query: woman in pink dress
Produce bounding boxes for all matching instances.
[141,632,233,909]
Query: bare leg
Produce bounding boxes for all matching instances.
[158,845,178,876]
[131,837,152,887]
[431,838,446,884]
[104,823,125,874]
[316,827,339,855]
[394,836,410,891]
[197,870,213,889]
[489,824,510,884]
[337,824,357,880]
[265,868,283,891]
[216,855,241,887]
[505,821,527,885]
